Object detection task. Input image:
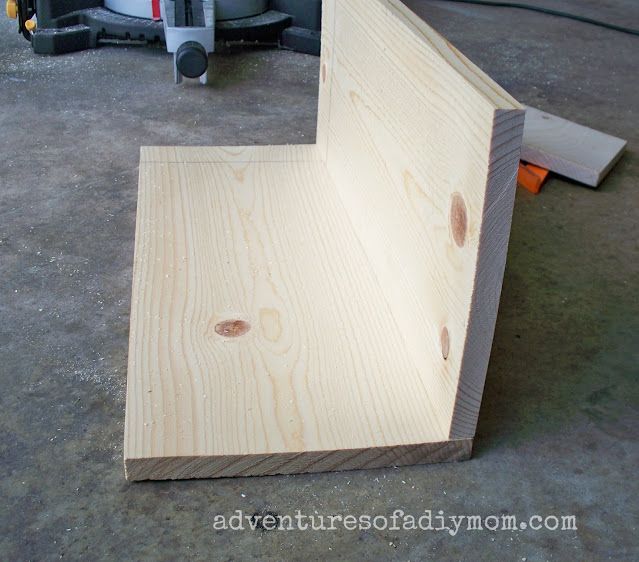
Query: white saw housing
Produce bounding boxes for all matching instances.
[104,0,268,21]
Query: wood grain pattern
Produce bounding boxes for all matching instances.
[127,439,473,481]
[125,0,524,480]
[522,106,627,187]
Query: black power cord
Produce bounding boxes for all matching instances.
[438,0,639,36]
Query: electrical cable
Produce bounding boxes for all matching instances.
[438,0,639,36]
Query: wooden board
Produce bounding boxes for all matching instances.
[522,106,627,187]
[124,0,524,480]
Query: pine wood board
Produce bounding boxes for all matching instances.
[522,106,627,187]
[124,0,524,480]
[127,440,473,481]
[127,152,453,477]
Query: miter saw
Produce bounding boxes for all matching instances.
[5,0,321,83]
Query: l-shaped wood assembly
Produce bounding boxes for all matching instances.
[124,0,525,480]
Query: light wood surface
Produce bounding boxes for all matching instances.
[127,439,473,481]
[125,0,524,480]
[522,106,627,187]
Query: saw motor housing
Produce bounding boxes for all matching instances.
[7,0,321,81]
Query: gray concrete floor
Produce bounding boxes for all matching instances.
[1,1,637,560]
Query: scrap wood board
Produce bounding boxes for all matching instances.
[522,106,627,187]
[124,0,525,480]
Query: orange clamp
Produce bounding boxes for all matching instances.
[517,161,550,194]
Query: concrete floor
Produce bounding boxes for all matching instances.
[1,1,637,559]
